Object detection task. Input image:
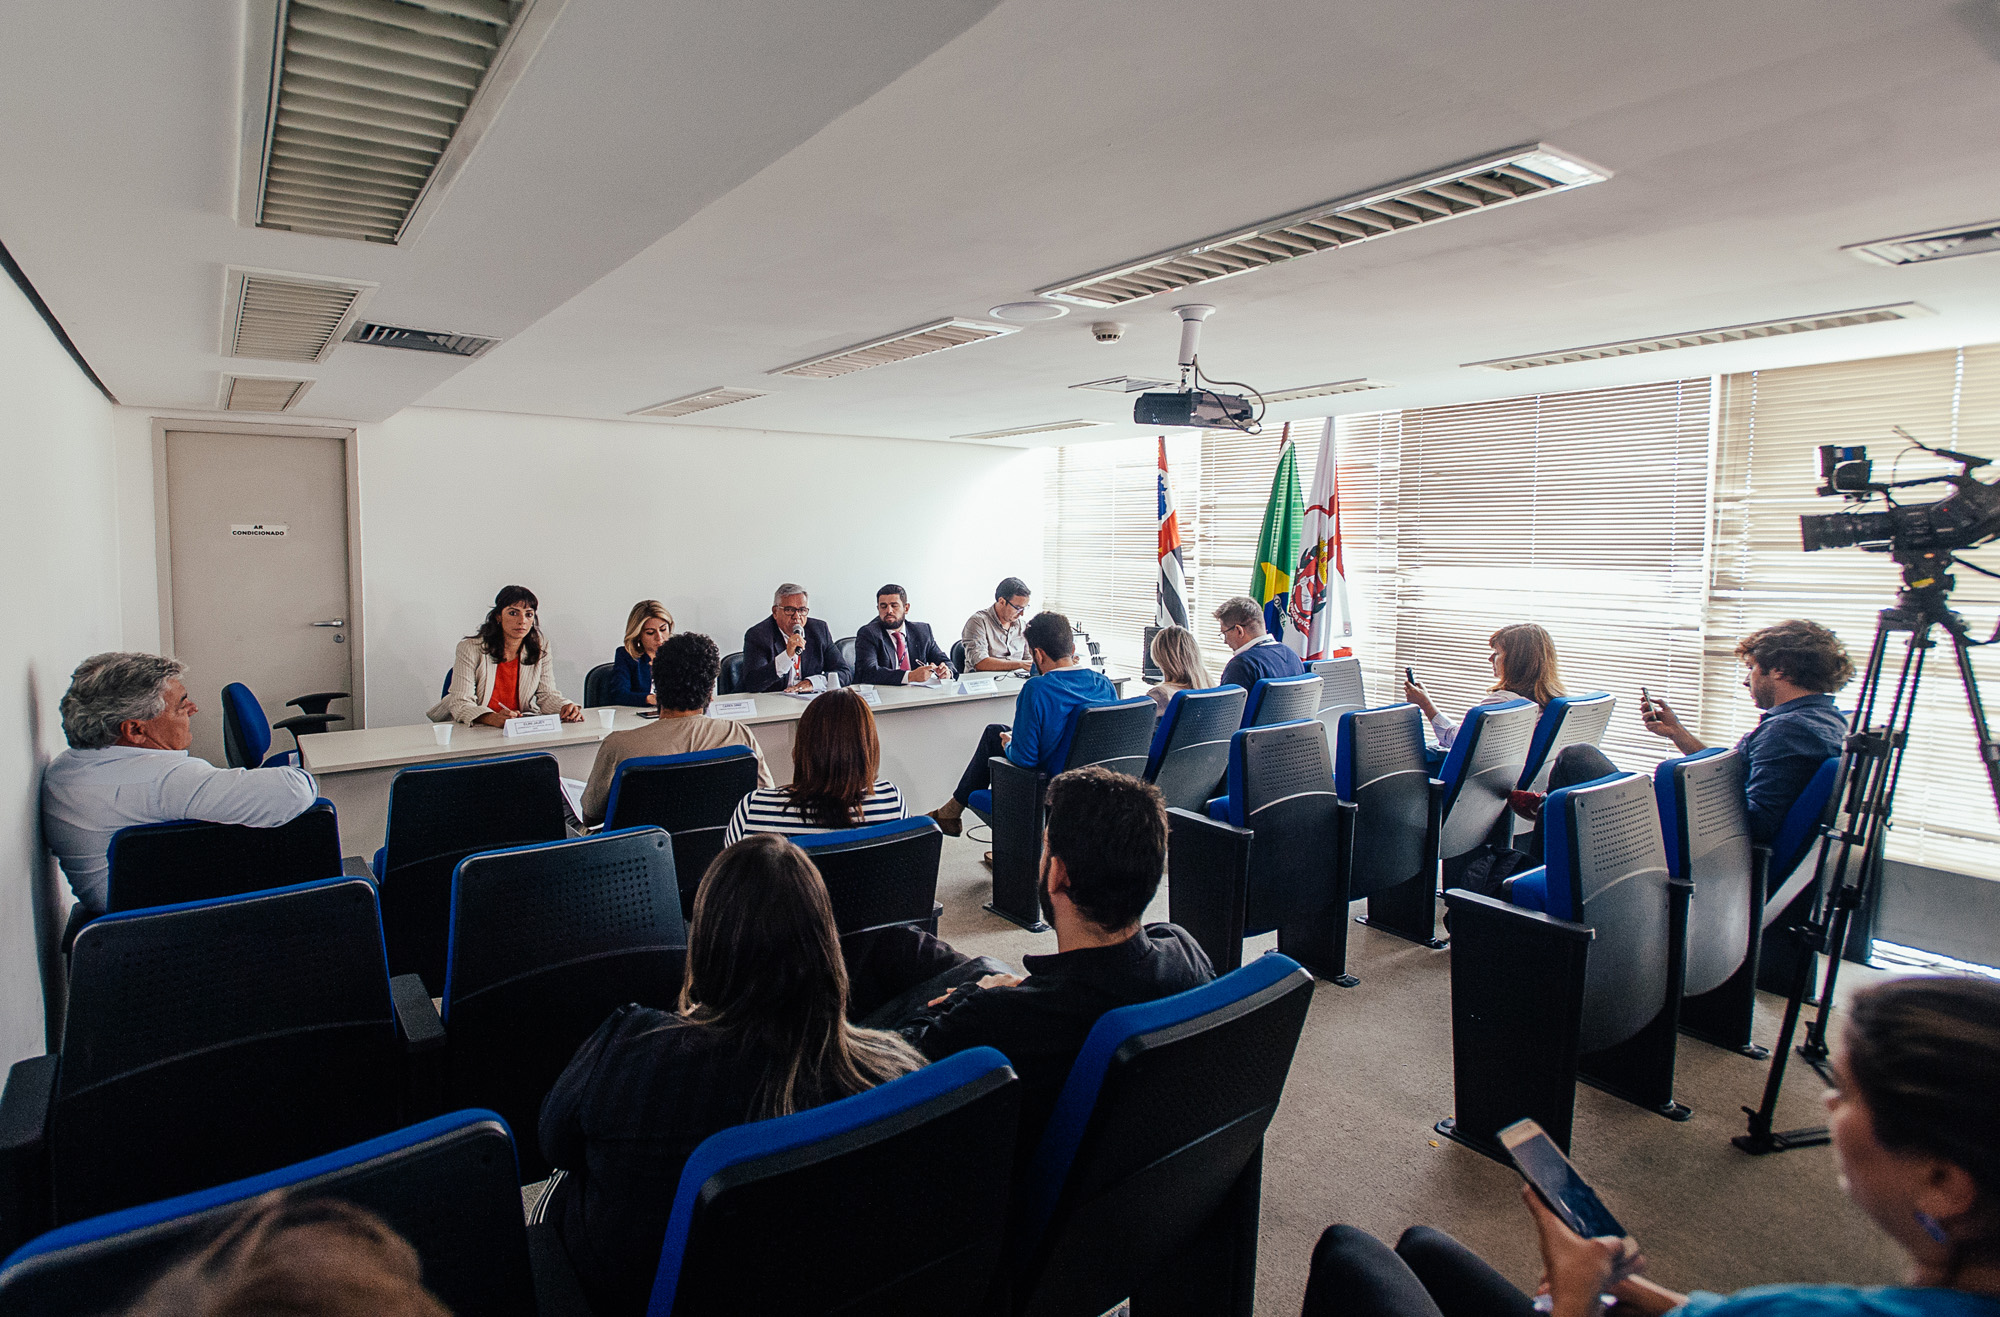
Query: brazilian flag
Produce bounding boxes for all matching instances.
[1251,436,1305,646]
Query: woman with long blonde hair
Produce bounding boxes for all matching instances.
[1146,624,1216,713]
[1405,622,1566,749]
[608,599,674,706]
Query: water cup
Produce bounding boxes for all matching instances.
[597,708,616,729]
[432,723,453,746]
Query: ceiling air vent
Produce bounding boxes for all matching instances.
[954,419,1111,440]
[345,321,498,357]
[224,266,375,362]
[771,319,1019,379]
[1038,144,1609,308]
[242,0,566,244]
[1464,303,1932,371]
[1847,220,2000,267]
[1071,376,1177,393]
[220,374,315,411]
[631,387,771,419]
[1263,379,1395,403]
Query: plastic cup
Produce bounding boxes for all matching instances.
[598,708,616,729]
[432,723,453,746]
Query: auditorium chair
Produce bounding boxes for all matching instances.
[0,1111,543,1317]
[1168,721,1347,979]
[1005,954,1315,1317]
[0,879,441,1245]
[527,1048,1020,1316]
[219,681,343,768]
[794,817,944,939]
[1654,748,1765,1056]
[602,746,763,918]
[1437,772,1690,1159]
[373,752,568,991]
[1142,686,1247,812]
[1433,697,1540,897]
[582,662,618,707]
[1311,656,1366,739]
[716,651,747,695]
[440,829,686,1182]
[970,697,1157,930]
[1753,754,1844,996]
[1241,673,1322,728]
[1327,703,1443,978]
[1516,692,1616,794]
[106,798,345,913]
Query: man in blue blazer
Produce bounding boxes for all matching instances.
[742,583,852,693]
[1214,594,1305,723]
[853,584,952,686]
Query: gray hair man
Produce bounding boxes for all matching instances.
[740,583,851,694]
[42,652,317,916]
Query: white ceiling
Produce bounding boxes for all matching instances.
[8,0,2000,446]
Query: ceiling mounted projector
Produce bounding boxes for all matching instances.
[1132,305,1265,432]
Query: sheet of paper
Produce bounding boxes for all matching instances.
[559,777,587,828]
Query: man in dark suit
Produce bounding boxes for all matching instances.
[853,583,952,686]
[741,583,851,693]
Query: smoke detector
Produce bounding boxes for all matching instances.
[1091,322,1127,343]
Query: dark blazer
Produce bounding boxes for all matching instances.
[852,618,949,685]
[607,649,652,706]
[741,615,850,693]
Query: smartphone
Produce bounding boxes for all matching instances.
[1499,1119,1626,1240]
[1405,665,1418,684]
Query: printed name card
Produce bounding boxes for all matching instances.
[707,698,758,719]
[850,684,883,707]
[956,676,998,696]
[501,713,562,737]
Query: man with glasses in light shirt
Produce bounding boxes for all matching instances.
[742,584,851,694]
[960,577,1035,675]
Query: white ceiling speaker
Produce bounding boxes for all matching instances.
[1091,322,1127,343]
[988,301,1069,322]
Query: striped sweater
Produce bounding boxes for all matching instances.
[723,781,905,845]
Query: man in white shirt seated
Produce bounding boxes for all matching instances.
[41,652,318,917]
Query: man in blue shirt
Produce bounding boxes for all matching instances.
[1640,619,1851,844]
[1214,594,1305,724]
[928,610,1116,840]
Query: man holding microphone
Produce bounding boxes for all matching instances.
[741,583,851,694]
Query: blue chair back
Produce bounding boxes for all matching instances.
[794,817,942,938]
[441,668,453,699]
[219,682,279,769]
[53,879,404,1225]
[1655,749,1752,997]
[0,1111,534,1317]
[1541,772,1675,1054]
[647,1048,1020,1317]
[1243,673,1322,728]
[1312,657,1366,738]
[106,798,342,914]
[378,751,567,991]
[443,829,685,1182]
[1436,698,1539,861]
[1144,686,1247,812]
[1060,696,1159,777]
[603,747,762,915]
[1014,955,1315,1316]
[716,652,747,695]
[1765,755,1843,921]
[1518,692,1616,792]
[1335,704,1431,900]
[583,662,618,707]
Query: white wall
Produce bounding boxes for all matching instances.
[0,274,123,1066]
[354,409,1045,725]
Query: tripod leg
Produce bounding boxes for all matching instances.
[1947,623,2000,818]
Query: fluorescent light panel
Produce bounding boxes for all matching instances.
[1263,378,1394,403]
[1071,376,1177,393]
[631,387,770,419]
[771,319,1018,379]
[955,419,1111,440]
[220,374,315,411]
[1847,221,2000,267]
[1464,303,1933,371]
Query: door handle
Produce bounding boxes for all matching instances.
[311,620,346,627]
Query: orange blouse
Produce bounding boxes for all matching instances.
[490,659,521,715]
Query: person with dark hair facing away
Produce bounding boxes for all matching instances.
[725,687,904,843]
[430,585,583,726]
[540,834,925,1316]
[928,611,1116,842]
[578,631,772,825]
[896,765,1214,1145]
[1299,974,2000,1317]
[122,1192,452,1317]
[1214,594,1306,722]
[960,576,1036,674]
[853,584,952,685]
[1640,619,1852,844]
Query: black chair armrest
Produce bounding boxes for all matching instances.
[272,713,343,736]
[287,692,350,715]
[341,855,374,878]
[1166,807,1254,973]
[0,1055,57,1253]
[525,1220,597,1317]
[390,974,445,1053]
[1442,887,1595,939]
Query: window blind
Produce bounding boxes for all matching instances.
[1706,345,2000,878]
[1191,418,1323,673]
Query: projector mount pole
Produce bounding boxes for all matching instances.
[1174,303,1214,391]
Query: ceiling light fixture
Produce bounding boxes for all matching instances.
[1847,221,2000,267]
[1463,303,1931,371]
[630,387,770,419]
[954,419,1112,440]
[1262,379,1395,403]
[1071,376,1177,393]
[988,301,1069,322]
[771,318,1019,379]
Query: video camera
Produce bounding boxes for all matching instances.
[1799,438,2000,557]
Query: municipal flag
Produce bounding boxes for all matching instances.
[1251,425,1306,652]
[1299,422,1352,660]
[1156,438,1190,629]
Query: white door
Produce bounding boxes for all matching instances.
[164,430,354,767]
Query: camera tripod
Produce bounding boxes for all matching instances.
[1736,547,2000,1154]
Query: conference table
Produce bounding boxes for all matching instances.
[298,674,1132,859]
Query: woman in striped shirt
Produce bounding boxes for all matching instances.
[725,687,904,844]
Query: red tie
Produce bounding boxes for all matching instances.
[893,631,909,670]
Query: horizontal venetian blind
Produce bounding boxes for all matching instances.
[1706,345,2000,878]
[1192,418,1323,672]
[1331,410,1403,709]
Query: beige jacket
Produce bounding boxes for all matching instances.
[427,635,571,725]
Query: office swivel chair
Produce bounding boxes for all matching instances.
[582,662,618,707]
[220,682,344,768]
[716,652,747,695]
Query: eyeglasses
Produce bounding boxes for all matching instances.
[777,605,811,616]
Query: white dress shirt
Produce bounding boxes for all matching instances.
[41,745,317,913]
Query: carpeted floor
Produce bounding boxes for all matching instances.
[932,826,1906,1316]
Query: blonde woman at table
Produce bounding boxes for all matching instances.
[610,600,673,707]
[428,585,583,728]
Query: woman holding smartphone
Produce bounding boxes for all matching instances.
[1301,974,2000,1317]
[1403,623,1566,750]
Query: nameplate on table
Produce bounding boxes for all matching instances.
[707,699,758,719]
[850,684,883,707]
[501,713,562,737]
[956,676,998,696]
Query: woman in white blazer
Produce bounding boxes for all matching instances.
[428,585,584,726]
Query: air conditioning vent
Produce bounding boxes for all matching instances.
[954,419,1111,440]
[1847,221,2000,267]
[224,267,375,362]
[631,387,771,419]
[1263,379,1395,403]
[771,319,1019,379]
[1071,376,1178,393]
[245,0,564,244]
[1464,303,1932,371]
[345,321,498,357]
[1038,144,1610,308]
[220,374,315,411]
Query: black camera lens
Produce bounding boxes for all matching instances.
[1800,510,1893,553]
